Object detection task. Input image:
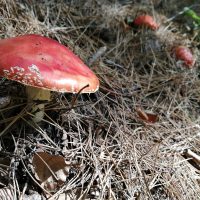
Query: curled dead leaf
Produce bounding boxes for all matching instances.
[136,108,158,123]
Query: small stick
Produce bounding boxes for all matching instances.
[70,84,89,108]
[184,149,200,163]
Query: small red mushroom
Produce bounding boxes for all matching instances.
[0,34,99,122]
[174,46,195,68]
[133,15,159,30]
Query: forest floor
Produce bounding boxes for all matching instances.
[0,0,200,199]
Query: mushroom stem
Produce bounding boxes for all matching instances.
[26,86,51,123]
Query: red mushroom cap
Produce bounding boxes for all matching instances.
[0,34,99,93]
[133,15,159,30]
[174,46,195,68]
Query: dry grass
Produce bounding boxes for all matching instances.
[0,0,200,199]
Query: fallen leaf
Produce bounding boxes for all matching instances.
[136,108,158,123]
[32,152,71,192]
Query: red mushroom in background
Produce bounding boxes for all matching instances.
[133,15,159,30]
[0,34,99,122]
[174,46,195,68]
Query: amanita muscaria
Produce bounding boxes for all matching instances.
[133,15,159,30]
[0,34,99,122]
[174,46,195,68]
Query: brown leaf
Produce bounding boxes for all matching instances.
[32,152,71,192]
[136,108,158,123]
